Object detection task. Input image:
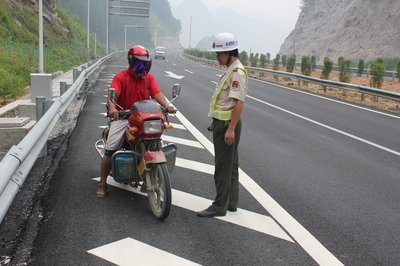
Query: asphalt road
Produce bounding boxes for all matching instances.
[7,52,400,265]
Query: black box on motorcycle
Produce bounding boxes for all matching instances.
[112,151,137,183]
[162,143,177,174]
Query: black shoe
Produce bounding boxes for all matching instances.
[197,205,224,218]
[228,207,237,212]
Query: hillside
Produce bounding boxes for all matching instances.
[0,0,99,101]
[279,0,400,63]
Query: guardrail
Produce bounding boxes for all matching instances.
[183,54,400,103]
[0,51,121,224]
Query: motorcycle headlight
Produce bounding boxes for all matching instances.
[144,119,163,134]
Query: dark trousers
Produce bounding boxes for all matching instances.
[212,119,242,215]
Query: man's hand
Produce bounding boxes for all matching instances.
[166,105,176,114]
[207,121,213,132]
[224,127,235,145]
[108,106,119,120]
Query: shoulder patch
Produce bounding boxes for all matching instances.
[231,80,239,89]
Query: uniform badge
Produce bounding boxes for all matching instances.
[231,80,239,89]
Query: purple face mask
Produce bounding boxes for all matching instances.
[131,60,148,77]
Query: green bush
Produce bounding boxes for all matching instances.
[339,58,352,83]
[301,56,312,76]
[321,57,333,79]
[370,58,385,88]
[357,59,365,77]
[397,61,400,81]
[259,54,266,68]
[286,55,296,73]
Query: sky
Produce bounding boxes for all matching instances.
[168,0,301,55]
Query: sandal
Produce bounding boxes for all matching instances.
[96,183,107,198]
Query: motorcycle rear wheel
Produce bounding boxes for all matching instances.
[147,163,171,220]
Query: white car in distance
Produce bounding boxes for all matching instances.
[154,46,166,60]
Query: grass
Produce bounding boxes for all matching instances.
[0,1,103,102]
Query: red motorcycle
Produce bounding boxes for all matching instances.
[95,84,180,220]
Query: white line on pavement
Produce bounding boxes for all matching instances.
[92,177,292,241]
[169,122,186,130]
[252,78,400,119]
[173,108,343,265]
[176,157,213,175]
[247,95,400,157]
[184,69,193,74]
[88,237,200,266]
[162,135,204,149]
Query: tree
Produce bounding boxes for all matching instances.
[321,57,333,79]
[275,54,281,64]
[357,59,365,77]
[259,54,266,68]
[301,56,312,76]
[266,53,271,66]
[251,53,259,67]
[370,58,385,89]
[311,56,316,71]
[286,55,296,73]
[272,58,279,71]
[281,55,287,67]
[339,58,352,83]
[338,56,344,68]
[397,61,400,82]
[239,51,248,66]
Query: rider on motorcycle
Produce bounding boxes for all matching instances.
[96,45,175,198]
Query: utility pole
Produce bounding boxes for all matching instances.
[106,0,109,54]
[189,16,192,49]
[39,0,44,72]
[94,32,97,57]
[87,0,90,54]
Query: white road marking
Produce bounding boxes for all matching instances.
[247,95,400,157]
[165,71,184,80]
[92,178,292,242]
[98,125,107,129]
[168,122,186,130]
[253,78,400,119]
[184,69,193,74]
[176,157,213,175]
[162,135,204,149]
[88,237,200,266]
[172,63,177,67]
[173,108,343,265]
[211,81,217,85]
[216,74,223,77]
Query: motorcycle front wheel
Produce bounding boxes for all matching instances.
[147,163,171,220]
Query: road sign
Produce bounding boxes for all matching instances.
[110,0,150,17]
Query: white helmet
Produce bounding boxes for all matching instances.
[210,32,239,52]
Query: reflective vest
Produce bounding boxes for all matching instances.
[208,67,247,121]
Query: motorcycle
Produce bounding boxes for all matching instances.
[95,84,181,220]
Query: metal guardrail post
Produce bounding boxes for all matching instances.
[35,96,47,158]
[60,81,67,122]
[73,68,79,83]
[60,81,66,95]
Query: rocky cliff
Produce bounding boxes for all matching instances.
[279,0,400,63]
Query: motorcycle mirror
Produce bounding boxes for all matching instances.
[108,89,117,103]
[172,84,181,98]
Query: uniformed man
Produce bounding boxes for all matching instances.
[197,32,248,217]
